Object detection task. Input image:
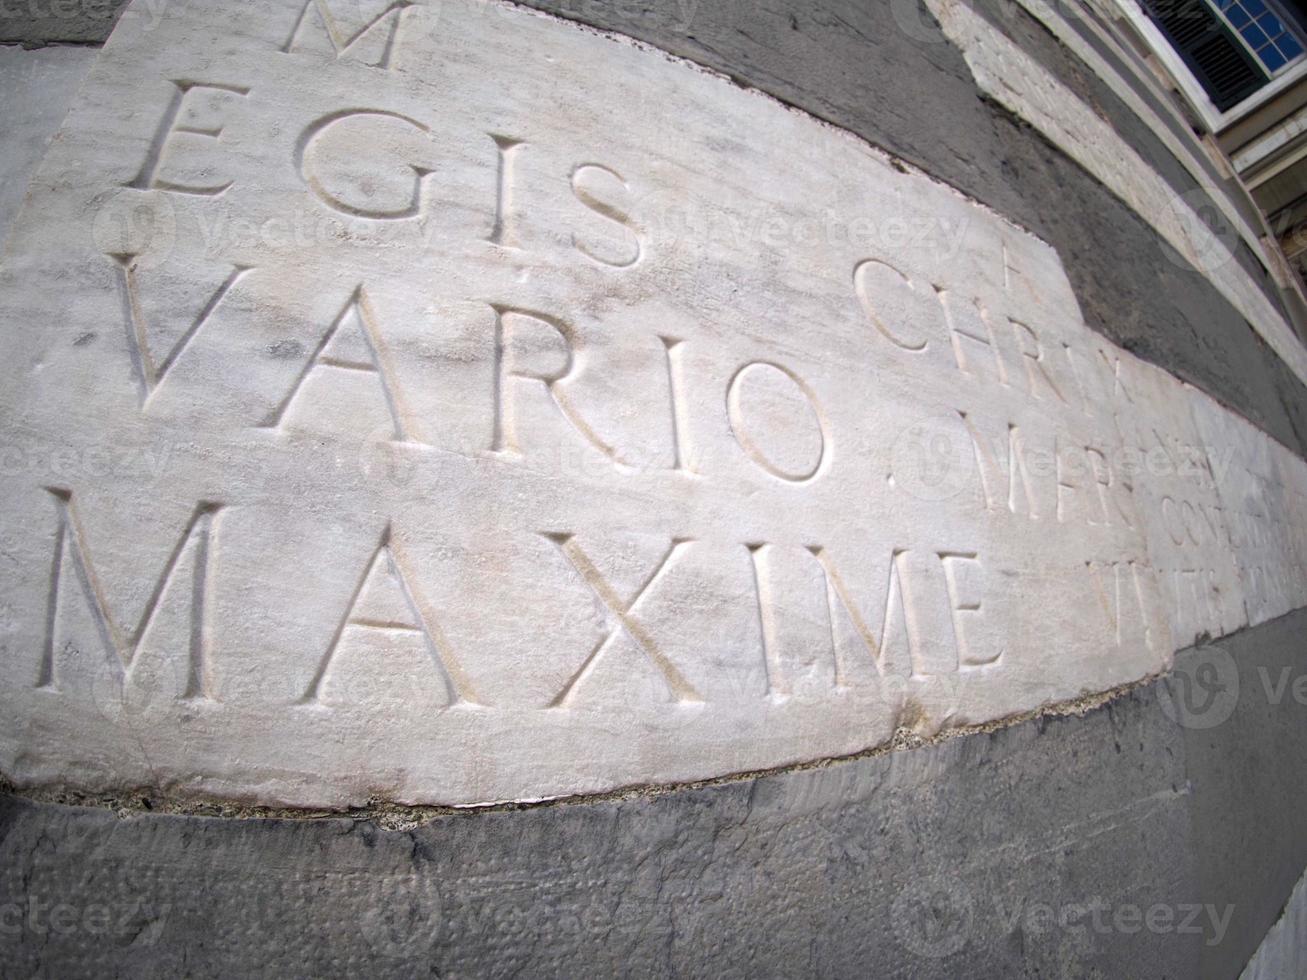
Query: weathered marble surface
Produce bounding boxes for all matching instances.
[0,0,1304,807]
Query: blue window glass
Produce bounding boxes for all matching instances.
[1243,22,1270,46]
[1195,0,1306,91]
[1262,45,1289,69]
[1258,11,1284,35]
[1227,0,1307,70]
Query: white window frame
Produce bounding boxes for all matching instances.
[1111,0,1307,132]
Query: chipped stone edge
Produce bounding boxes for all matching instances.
[0,668,1169,830]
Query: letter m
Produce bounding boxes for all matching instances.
[38,489,222,700]
[282,0,412,69]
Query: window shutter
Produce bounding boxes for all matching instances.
[1141,0,1269,110]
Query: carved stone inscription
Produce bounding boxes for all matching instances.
[0,0,1304,807]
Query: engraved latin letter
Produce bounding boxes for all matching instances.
[1161,496,1189,546]
[570,163,641,268]
[282,0,412,69]
[852,259,932,351]
[806,546,925,683]
[1087,560,1156,651]
[960,413,1039,519]
[727,361,827,483]
[747,544,785,697]
[936,288,1008,386]
[1056,441,1087,525]
[1099,350,1134,404]
[262,285,416,441]
[1087,446,1135,528]
[298,110,434,219]
[39,489,222,701]
[486,135,525,247]
[491,305,623,463]
[660,336,695,474]
[544,533,700,707]
[129,81,250,196]
[1064,345,1135,413]
[1009,318,1067,402]
[301,524,480,706]
[110,255,252,408]
[938,551,997,667]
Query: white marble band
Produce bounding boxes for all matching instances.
[0,0,1303,807]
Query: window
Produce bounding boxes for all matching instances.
[1140,0,1307,110]
[1215,0,1304,73]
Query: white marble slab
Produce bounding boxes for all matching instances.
[0,0,1302,807]
[1190,389,1307,627]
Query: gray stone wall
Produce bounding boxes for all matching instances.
[0,0,126,46]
